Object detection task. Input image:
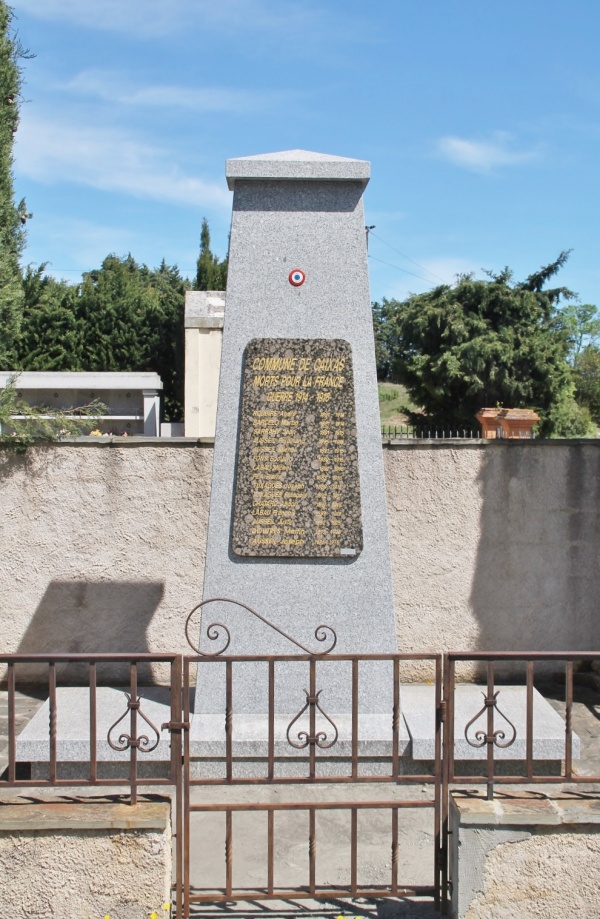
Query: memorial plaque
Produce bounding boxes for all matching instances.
[232,338,363,558]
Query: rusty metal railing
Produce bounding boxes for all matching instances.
[4,645,600,916]
[443,652,600,799]
[181,651,444,913]
[0,653,182,805]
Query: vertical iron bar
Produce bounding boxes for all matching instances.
[225,810,233,899]
[309,807,316,896]
[441,655,453,914]
[49,662,57,783]
[7,663,16,784]
[351,658,359,780]
[226,660,233,783]
[526,661,534,780]
[129,661,138,805]
[486,661,495,801]
[182,660,191,919]
[267,809,274,896]
[170,657,183,785]
[350,807,358,896]
[433,654,442,910]
[392,658,400,779]
[89,662,97,784]
[309,658,316,780]
[268,659,275,781]
[565,661,573,780]
[391,806,399,895]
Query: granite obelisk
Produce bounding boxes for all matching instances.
[197,150,397,714]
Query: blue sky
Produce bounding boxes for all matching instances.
[9,0,600,306]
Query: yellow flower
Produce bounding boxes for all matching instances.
[163,906,171,912]
[150,913,158,919]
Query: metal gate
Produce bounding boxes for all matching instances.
[173,619,446,916]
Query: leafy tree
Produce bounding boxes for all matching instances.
[372,299,396,381]
[75,255,187,420]
[15,255,188,420]
[194,217,228,290]
[560,302,600,362]
[0,2,31,365]
[376,252,575,434]
[573,345,600,424]
[17,265,82,371]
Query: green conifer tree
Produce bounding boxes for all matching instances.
[195,217,228,290]
[0,2,30,366]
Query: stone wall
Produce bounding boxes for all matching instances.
[1,439,599,672]
[386,441,600,661]
[0,800,171,919]
[450,795,600,919]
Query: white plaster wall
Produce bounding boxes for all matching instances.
[1,441,599,673]
[184,327,222,438]
[463,832,600,919]
[385,442,600,662]
[0,443,212,681]
[0,826,171,918]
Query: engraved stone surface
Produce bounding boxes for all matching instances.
[232,338,362,558]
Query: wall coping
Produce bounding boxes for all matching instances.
[0,799,170,831]
[383,438,600,449]
[1,436,599,450]
[451,792,600,827]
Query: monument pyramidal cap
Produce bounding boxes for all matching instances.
[196,148,397,715]
[225,149,370,186]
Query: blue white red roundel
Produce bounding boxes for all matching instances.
[289,269,306,287]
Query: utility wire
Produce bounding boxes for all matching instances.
[368,230,447,284]
[368,254,436,286]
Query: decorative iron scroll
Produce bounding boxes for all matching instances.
[286,689,338,750]
[464,690,517,750]
[107,692,161,753]
[184,596,337,656]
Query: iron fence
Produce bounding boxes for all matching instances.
[2,647,600,917]
[381,425,481,440]
[444,652,600,800]
[0,653,182,804]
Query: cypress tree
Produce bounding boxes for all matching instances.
[0,2,29,366]
[195,217,228,291]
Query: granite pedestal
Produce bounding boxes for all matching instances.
[16,684,578,780]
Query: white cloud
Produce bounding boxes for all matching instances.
[15,114,231,210]
[437,131,538,173]
[61,70,292,115]
[15,0,322,38]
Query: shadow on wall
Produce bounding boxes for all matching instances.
[17,580,164,684]
[470,445,600,658]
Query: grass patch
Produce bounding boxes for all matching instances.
[378,382,416,425]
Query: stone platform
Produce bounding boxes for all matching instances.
[14,684,579,780]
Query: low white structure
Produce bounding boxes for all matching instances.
[0,371,162,437]
[184,291,224,438]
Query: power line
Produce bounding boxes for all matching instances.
[368,254,436,286]
[368,230,447,284]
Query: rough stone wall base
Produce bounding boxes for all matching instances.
[0,799,171,919]
[450,793,600,918]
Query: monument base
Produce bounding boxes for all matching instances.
[15,685,577,781]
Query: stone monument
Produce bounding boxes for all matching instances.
[195,150,398,717]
